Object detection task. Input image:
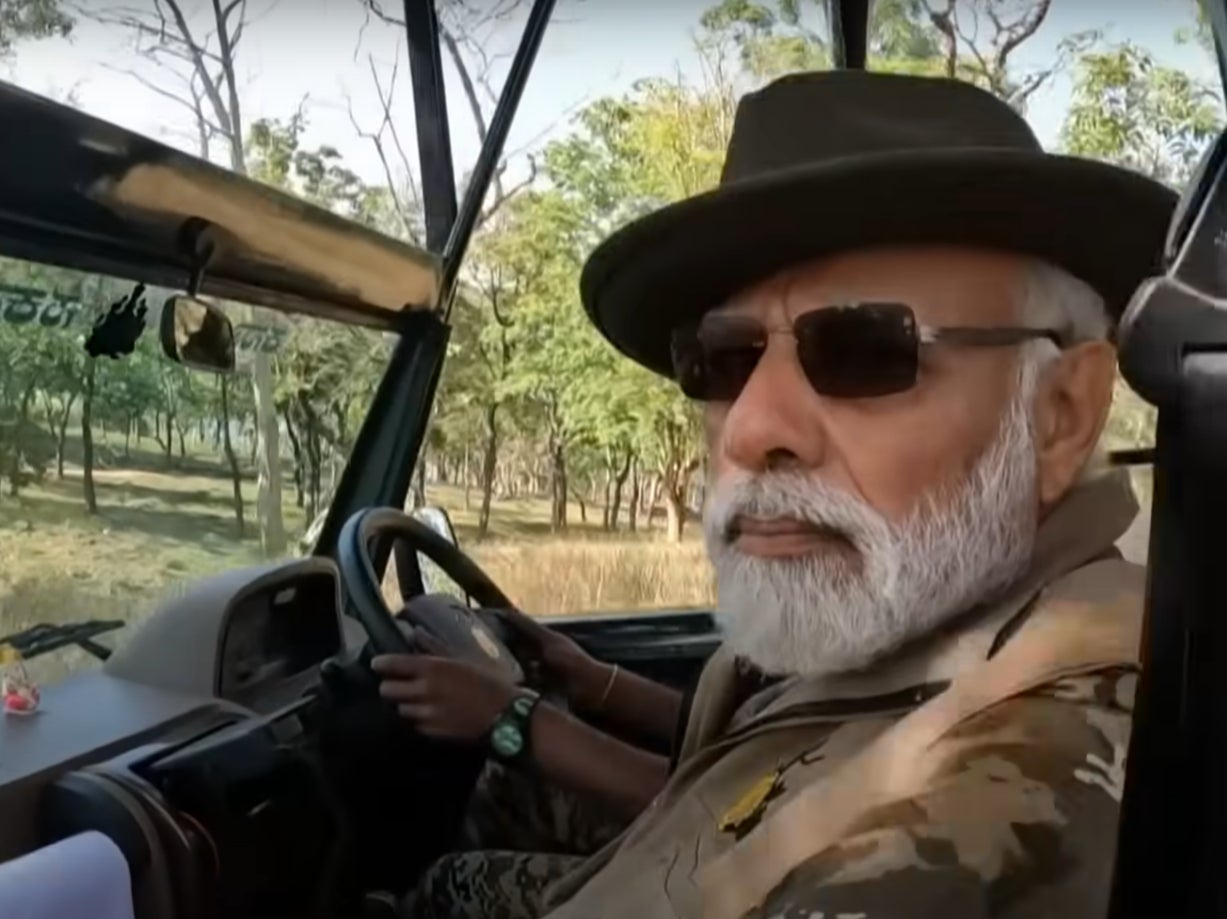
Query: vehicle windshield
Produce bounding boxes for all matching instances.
[0,257,392,682]
[1,0,1219,683]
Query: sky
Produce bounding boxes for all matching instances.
[3,0,1221,192]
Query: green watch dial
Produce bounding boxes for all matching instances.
[490,690,540,761]
[491,722,524,758]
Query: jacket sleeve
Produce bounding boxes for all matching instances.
[744,667,1136,919]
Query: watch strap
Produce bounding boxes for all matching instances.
[489,689,541,763]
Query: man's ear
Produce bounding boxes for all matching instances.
[1033,341,1117,506]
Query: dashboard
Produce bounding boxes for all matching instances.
[0,558,360,866]
[218,571,344,700]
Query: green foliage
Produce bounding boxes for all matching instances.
[249,113,375,223]
[0,0,71,59]
[1058,38,1222,450]
[1175,0,1214,53]
[1061,42,1223,186]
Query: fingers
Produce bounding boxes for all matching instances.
[498,606,546,639]
[413,629,449,656]
[370,653,422,679]
[396,703,435,722]
[378,677,428,703]
[375,665,440,731]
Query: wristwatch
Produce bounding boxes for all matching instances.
[489,689,541,763]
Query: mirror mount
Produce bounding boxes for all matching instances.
[180,216,218,298]
[390,506,465,604]
[160,218,236,373]
[410,505,460,549]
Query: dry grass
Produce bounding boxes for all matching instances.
[471,539,715,617]
[0,456,716,683]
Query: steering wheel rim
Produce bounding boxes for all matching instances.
[337,506,515,655]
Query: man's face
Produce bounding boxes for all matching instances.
[700,245,1108,678]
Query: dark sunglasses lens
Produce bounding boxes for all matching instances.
[796,303,919,397]
[671,318,765,400]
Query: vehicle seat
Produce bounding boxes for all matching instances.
[0,830,134,919]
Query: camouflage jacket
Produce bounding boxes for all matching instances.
[540,471,1143,919]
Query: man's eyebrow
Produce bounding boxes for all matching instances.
[710,296,749,316]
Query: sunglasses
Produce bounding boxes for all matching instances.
[670,302,1067,401]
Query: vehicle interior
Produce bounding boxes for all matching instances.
[0,0,1223,916]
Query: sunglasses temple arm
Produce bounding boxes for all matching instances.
[926,327,1067,348]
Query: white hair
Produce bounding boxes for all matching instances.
[1015,259,1113,478]
[1018,258,1111,345]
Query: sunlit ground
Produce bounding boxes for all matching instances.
[0,444,715,685]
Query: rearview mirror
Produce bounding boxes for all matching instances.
[409,506,464,600]
[411,505,459,548]
[160,295,235,373]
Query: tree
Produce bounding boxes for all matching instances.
[1061,42,1222,187]
[245,112,394,533]
[0,0,71,59]
[91,0,287,555]
[694,0,1099,112]
[1060,40,1223,453]
[351,0,576,525]
[351,0,544,234]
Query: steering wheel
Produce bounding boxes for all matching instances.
[337,506,524,684]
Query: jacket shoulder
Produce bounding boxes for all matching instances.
[749,669,1136,919]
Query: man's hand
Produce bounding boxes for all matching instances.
[371,653,517,742]
[497,607,613,711]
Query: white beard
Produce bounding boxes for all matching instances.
[703,373,1041,679]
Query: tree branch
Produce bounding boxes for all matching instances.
[100,64,227,137]
[996,0,1053,68]
[210,0,248,172]
[346,94,421,242]
[478,155,539,225]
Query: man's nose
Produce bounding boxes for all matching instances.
[719,341,829,473]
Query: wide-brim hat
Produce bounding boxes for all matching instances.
[579,70,1179,378]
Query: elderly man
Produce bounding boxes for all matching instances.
[378,70,1176,919]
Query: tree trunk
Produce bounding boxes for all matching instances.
[463,445,472,511]
[645,476,664,531]
[8,386,34,496]
[602,472,613,530]
[124,416,132,458]
[55,395,76,480]
[664,489,685,543]
[550,443,568,532]
[627,460,639,533]
[219,378,245,537]
[153,410,172,466]
[573,488,587,525]
[412,454,427,508]
[251,354,285,555]
[283,410,305,509]
[662,461,697,543]
[300,406,322,522]
[310,429,323,522]
[477,403,499,540]
[82,362,97,514]
[611,449,632,533]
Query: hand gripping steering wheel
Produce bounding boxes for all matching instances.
[337,506,525,684]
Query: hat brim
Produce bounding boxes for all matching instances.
[579,149,1179,377]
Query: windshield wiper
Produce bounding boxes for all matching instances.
[0,620,125,662]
